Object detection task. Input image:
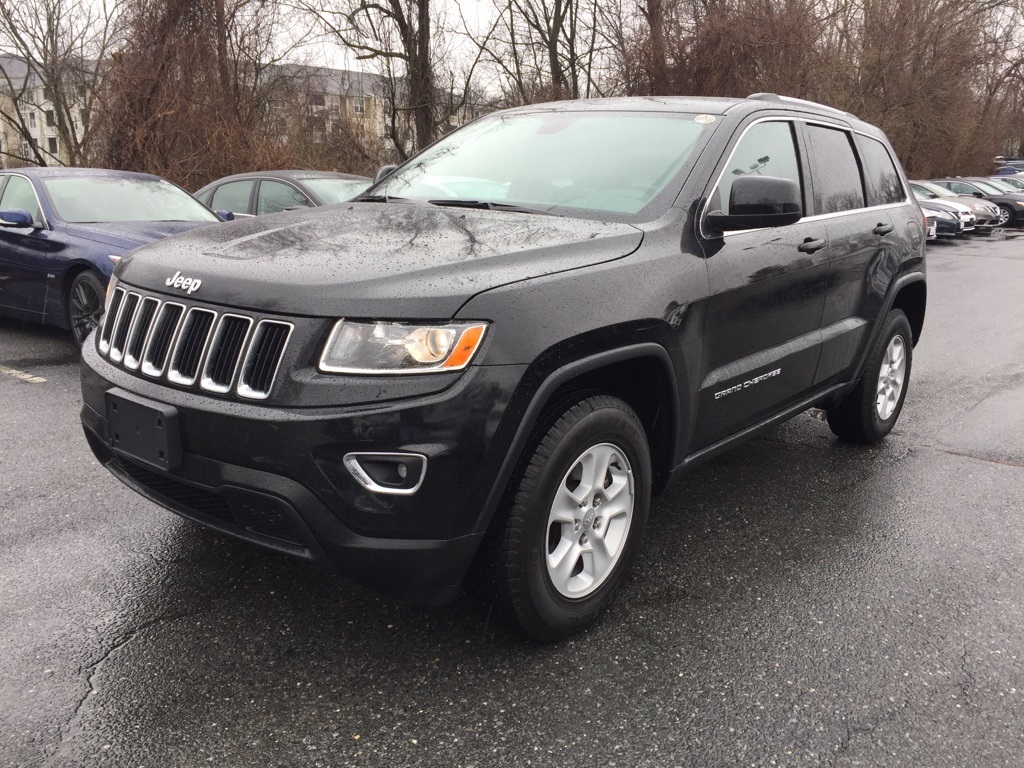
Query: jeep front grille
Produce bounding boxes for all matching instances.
[98,288,292,399]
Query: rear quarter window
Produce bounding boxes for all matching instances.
[859,137,906,206]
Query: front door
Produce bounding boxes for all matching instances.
[694,118,830,447]
[0,175,51,317]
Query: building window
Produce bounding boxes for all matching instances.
[47,137,58,154]
[310,93,325,107]
[78,84,87,99]
[28,111,36,128]
[46,110,56,127]
[353,96,365,115]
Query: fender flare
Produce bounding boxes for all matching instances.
[472,342,679,536]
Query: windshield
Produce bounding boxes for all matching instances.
[984,178,1016,193]
[302,178,371,204]
[371,111,713,219]
[43,177,219,223]
[915,182,955,198]
[971,180,1005,195]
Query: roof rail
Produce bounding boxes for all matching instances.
[747,93,854,119]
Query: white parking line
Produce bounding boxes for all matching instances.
[0,364,46,384]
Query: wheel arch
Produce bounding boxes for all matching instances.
[890,277,926,346]
[59,263,107,333]
[474,342,681,540]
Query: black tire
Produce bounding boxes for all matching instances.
[491,394,651,642]
[997,204,1014,227]
[67,271,105,346]
[827,309,913,443]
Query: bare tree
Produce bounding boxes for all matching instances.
[99,0,311,188]
[0,0,125,166]
[296,0,496,159]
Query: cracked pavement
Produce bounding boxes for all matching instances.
[2,234,1024,767]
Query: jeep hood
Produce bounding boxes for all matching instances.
[116,203,643,317]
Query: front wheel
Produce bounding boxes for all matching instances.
[68,271,105,346]
[996,204,1013,227]
[827,308,913,443]
[492,395,651,642]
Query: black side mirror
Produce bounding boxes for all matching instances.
[0,208,34,228]
[705,176,802,232]
[375,165,398,184]
[974,192,984,198]
[215,209,235,221]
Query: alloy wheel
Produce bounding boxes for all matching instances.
[876,334,907,421]
[70,277,103,345]
[545,442,634,599]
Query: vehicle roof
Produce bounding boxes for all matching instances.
[1,167,164,181]
[200,170,371,185]
[498,93,883,134]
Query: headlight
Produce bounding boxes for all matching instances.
[934,211,955,220]
[319,320,488,374]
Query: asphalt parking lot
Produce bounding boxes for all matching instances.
[2,233,1024,767]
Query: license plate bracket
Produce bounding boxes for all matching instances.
[105,388,182,472]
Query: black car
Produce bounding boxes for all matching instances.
[930,177,1024,226]
[81,94,926,641]
[194,170,371,217]
[914,195,963,238]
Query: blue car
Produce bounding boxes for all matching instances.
[0,168,222,344]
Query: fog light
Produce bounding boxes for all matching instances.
[343,452,427,495]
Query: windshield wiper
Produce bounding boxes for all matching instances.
[427,199,556,216]
[353,193,408,203]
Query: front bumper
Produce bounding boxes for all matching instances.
[80,342,527,604]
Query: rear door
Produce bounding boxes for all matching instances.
[694,118,830,447]
[803,125,910,386]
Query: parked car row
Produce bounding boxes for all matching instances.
[910,174,1024,238]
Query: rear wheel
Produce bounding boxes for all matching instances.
[492,395,651,642]
[827,309,913,443]
[68,271,105,346]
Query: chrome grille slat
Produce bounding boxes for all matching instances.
[141,302,185,378]
[200,315,252,394]
[167,308,217,386]
[109,292,141,363]
[98,288,126,355]
[99,291,291,400]
[237,320,293,400]
[124,297,160,370]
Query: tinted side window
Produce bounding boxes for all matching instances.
[257,180,311,215]
[805,125,865,214]
[860,137,906,206]
[0,176,43,225]
[714,121,802,216]
[210,180,254,214]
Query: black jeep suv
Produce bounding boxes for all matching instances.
[81,94,926,641]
